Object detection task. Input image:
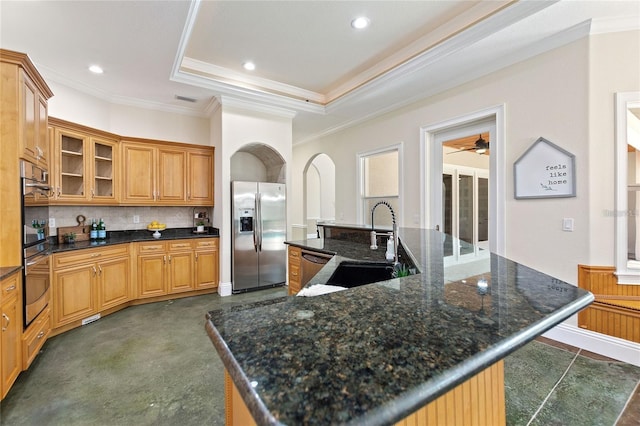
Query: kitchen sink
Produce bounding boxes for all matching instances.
[326,261,395,288]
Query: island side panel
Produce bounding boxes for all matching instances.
[224,360,505,426]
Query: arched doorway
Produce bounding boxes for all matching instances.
[304,153,335,238]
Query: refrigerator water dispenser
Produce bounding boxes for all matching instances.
[239,209,254,232]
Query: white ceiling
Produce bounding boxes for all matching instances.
[1,1,638,144]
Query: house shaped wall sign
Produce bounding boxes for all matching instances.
[514,137,576,199]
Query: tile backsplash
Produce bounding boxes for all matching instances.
[48,206,212,236]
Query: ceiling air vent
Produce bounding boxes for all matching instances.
[175,95,197,103]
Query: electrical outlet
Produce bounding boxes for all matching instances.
[133,215,140,224]
[49,217,56,228]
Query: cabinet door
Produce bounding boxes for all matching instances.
[188,150,214,205]
[52,264,96,327]
[195,249,218,289]
[158,149,186,203]
[19,69,39,164]
[90,137,119,203]
[54,128,89,203]
[122,143,156,203]
[1,293,21,399]
[37,93,48,169]
[168,251,194,293]
[97,256,130,310]
[137,254,167,298]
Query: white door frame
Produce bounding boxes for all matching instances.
[420,105,506,255]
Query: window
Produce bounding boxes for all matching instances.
[615,91,640,284]
[359,145,402,227]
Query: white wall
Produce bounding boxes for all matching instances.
[230,151,268,182]
[215,105,293,288]
[588,31,640,266]
[46,81,210,145]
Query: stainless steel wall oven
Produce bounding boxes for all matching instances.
[21,160,50,328]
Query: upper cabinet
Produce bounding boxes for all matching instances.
[121,139,214,206]
[49,118,119,205]
[0,50,53,170]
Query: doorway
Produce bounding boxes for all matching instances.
[303,154,335,238]
[422,105,505,256]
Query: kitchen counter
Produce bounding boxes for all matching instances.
[51,227,219,254]
[205,227,594,425]
[0,266,22,281]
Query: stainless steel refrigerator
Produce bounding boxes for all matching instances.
[231,181,286,293]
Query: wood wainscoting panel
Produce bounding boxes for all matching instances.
[577,265,640,343]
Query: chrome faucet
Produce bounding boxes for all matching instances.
[370,201,398,264]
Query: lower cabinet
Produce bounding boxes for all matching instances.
[136,237,219,298]
[22,307,50,370]
[195,238,219,289]
[52,245,130,328]
[287,246,301,295]
[1,271,21,399]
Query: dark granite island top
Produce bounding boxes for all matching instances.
[205,228,593,426]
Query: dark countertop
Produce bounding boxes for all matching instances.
[0,266,22,281]
[205,227,594,426]
[51,227,219,253]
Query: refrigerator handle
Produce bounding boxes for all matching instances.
[253,193,259,252]
[256,192,263,251]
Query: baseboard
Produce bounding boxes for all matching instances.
[543,323,640,366]
[218,281,232,297]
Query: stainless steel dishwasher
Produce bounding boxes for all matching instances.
[300,249,332,287]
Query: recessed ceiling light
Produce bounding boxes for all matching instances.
[351,17,370,29]
[243,62,256,71]
[89,65,103,74]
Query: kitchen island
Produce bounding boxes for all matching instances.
[205,227,593,425]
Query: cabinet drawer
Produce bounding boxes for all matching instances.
[195,238,218,249]
[2,271,20,298]
[168,240,193,251]
[137,242,167,254]
[288,264,300,282]
[288,247,301,266]
[22,307,50,369]
[54,244,130,267]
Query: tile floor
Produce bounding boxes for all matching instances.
[1,287,638,425]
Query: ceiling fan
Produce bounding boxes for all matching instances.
[447,134,490,155]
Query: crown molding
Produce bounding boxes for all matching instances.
[171,68,325,115]
[180,57,325,104]
[218,95,297,119]
[590,15,640,35]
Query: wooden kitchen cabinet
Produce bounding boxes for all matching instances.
[52,245,130,328]
[195,238,219,289]
[0,50,53,169]
[121,139,214,206]
[167,240,195,293]
[188,150,214,205]
[287,246,302,295]
[1,49,53,266]
[49,118,120,205]
[136,240,193,297]
[1,271,22,399]
[22,307,50,370]
[136,238,218,297]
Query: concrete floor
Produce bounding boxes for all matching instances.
[1,287,639,425]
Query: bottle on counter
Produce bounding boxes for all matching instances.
[90,219,98,241]
[98,218,106,240]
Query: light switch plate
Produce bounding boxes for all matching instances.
[49,217,56,228]
[133,215,140,224]
[562,218,574,231]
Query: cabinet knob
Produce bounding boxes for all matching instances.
[98,265,102,275]
[4,285,16,292]
[37,331,45,339]
[92,266,97,276]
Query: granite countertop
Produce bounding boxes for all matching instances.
[52,227,219,253]
[0,265,22,281]
[205,227,594,426]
